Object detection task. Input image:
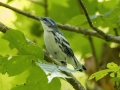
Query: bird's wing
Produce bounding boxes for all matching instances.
[55,32,75,57]
[51,31,78,66]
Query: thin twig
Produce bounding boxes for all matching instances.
[0,2,120,43]
[0,22,10,33]
[88,36,98,70]
[57,24,103,38]
[77,0,112,41]
[114,28,119,36]
[114,73,117,89]
[58,24,120,43]
[113,28,120,90]
[44,0,48,16]
[0,22,85,90]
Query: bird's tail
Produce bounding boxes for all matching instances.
[73,57,86,72]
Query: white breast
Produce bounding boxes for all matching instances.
[44,30,67,62]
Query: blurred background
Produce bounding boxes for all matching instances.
[0,0,120,90]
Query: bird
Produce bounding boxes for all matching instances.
[40,17,86,71]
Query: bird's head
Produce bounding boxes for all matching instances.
[40,17,58,31]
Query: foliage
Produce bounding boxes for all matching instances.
[0,30,75,90]
[0,0,120,90]
[89,62,120,89]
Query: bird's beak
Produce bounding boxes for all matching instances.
[39,17,43,21]
[40,18,44,24]
[40,18,46,29]
[39,18,44,24]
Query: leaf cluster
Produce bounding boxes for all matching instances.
[89,62,120,83]
[0,30,76,90]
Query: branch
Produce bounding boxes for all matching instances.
[0,22,10,33]
[77,0,120,42]
[58,24,120,43]
[0,2,120,43]
[57,23,103,38]
[77,0,107,37]
[0,2,40,21]
[0,22,85,90]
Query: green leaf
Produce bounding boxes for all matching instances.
[89,62,120,81]
[117,71,120,77]
[48,78,61,90]
[2,30,44,60]
[0,55,36,76]
[5,55,37,76]
[11,84,42,90]
[67,15,86,27]
[0,56,9,74]
[49,0,80,23]
[90,6,120,29]
[89,69,110,81]
[110,73,115,77]
[38,63,76,82]
[12,66,48,90]
[107,62,118,69]
[27,66,48,90]
[111,77,120,82]
[12,66,61,90]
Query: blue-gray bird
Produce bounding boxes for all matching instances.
[40,17,86,71]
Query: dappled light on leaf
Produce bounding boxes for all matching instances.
[2,30,44,59]
[38,63,76,83]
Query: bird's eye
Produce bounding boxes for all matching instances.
[43,18,47,21]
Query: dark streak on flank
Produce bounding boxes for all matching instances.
[61,42,74,57]
[63,39,70,45]
[54,52,57,54]
[51,31,60,43]
[60,61,67,66]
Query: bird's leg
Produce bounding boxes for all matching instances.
[60,61,67,67]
